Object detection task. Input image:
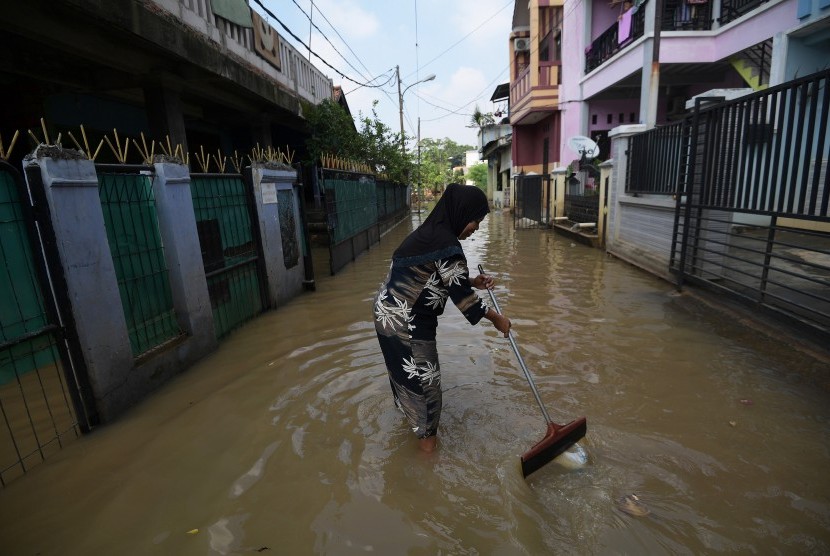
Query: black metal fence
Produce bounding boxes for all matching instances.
[585,0,647,73]
[683,71,828,219]
[669,69,830,339]
[663,0,713,31]
[627,120,689,195]
[719,0,770,25]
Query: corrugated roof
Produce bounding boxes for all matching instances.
[491,83,509,102]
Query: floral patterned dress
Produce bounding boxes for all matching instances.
[373,251,487,438]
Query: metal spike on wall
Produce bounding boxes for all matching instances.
[103,128,130,163]
[67,125,103,160]
[212,149,226,173]
[0,130,20,161]
[132,132,155,165]
[26,117,53,147]
[194,145,210,173]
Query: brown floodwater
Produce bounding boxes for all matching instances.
[1,211,829,555]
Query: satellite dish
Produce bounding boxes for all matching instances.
[567,135,600,159]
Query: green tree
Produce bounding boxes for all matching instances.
[417,138,473,194]
[302,99,361,164]
[357,101,412,184]
[466,162,488,191]
[303,99,414,183]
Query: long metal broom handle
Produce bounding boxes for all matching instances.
[479,265,553,425]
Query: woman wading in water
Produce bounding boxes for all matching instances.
[373,183,511,452]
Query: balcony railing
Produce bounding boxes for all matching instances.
[585,0,769,74]
[663,0,713,30]
[585,4,647,73]
[152,0,332,105]
[509,62,561,111]
[719,0,771,24]
[510,65,532,107]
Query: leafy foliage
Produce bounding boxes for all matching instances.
[416,138,474,195]
[303,99,361,163]
[303,99,413,184]
[468,105,495,129]
[466,163,488,191]
[356,102,412,183]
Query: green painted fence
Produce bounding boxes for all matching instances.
[190,174,266,340]
[97,167,181,356]
[324,176,378,244]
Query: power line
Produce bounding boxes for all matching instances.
[286,0,376,82]
[401,0,513,83]
[418,66,509,123]
[250,0,391,89]
[293,0,410,127]
[400,0,512,133]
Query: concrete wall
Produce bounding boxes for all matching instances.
[25,156,135,423]
[250,166,305,308]
[24,155,306,423]
[604,125,677,282]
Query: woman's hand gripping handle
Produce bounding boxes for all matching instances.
[477,264,511,338]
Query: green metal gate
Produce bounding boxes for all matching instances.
[96,165,182,356]
[190,173,267,339]
[0,161,91,486]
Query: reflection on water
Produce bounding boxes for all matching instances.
[1,211,828,555]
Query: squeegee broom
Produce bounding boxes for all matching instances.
[479,265,587,478]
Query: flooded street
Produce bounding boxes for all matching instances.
[1,210,829,555]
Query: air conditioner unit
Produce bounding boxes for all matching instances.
[514,38,530,52]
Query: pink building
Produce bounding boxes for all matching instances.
[509,0,830,177]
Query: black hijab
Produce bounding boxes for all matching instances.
[393,183,489,265]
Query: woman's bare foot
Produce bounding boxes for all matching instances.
[419,436,437,453]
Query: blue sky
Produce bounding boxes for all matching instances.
[257,0,514,148]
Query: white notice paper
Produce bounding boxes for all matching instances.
[261,183,278,204]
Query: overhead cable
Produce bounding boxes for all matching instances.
[285,0,379,84]
[402,0,513,83]
[418,66,509,122]
[250,0,393,89]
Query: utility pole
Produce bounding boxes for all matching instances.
[397,68,436,154]
[307,0,314,62]
[645,0,663,128]
[397,65,405,153]
[417,116,422,214]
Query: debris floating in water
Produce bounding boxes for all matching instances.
[617,494,650,517]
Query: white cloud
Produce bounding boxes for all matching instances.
[311,0,380,40]
[445,66,489,105]
[450,0,513,45]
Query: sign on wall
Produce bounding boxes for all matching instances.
[252,10,282,71]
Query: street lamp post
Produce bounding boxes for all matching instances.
[396,66,435,154]
[396,67,435,214]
